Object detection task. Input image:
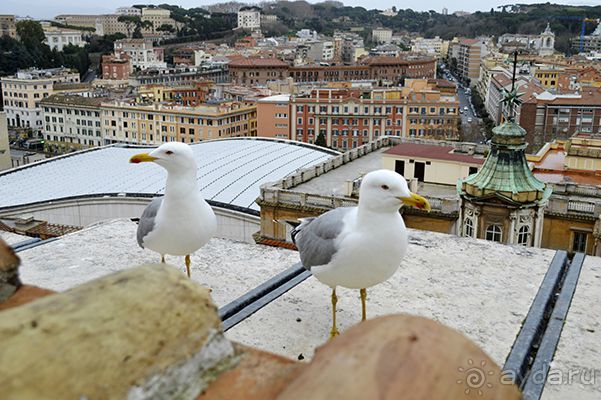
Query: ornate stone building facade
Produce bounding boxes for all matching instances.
[458,121,551,247]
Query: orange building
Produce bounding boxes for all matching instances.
[101,53,132,80]
[289,79,460,150]
[256,94,291,139]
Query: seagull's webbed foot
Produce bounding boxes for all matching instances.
[330,288,340,338]
[185,254,191,278]
[360,288,367,322]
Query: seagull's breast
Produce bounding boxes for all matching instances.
[312,213,408,289]
[143,194,216,256]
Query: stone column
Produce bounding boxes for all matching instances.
[508,213,516,245]
[473,206,481,239]
[533,206,545,248]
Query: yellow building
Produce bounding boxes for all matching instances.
[564,135,601,172]
[533,65,563,90]
[100,101,257,146]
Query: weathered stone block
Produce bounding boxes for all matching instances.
[0,264,235,400]
[0,238,21,302]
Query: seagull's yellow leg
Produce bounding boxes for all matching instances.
[360,288,367,321]
[330,288,340,338]
[161,255,165,263]
[185,255,191,278]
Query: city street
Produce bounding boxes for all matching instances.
[439,65,484,143]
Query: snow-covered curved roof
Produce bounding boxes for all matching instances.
[1,138,336,212]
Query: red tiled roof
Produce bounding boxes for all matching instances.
[384,143,485,164]
[228,58,289,67]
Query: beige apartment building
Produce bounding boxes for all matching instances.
[94,8,178,37]
[1,68,80,130]
[0,112,10,171]
[100,102,257,146]
[54,14,99,30]
[372,28,393,44]
[41,95,106,154]
[140,7,174,32]
[0,15,17,38]
[457,39,487,86]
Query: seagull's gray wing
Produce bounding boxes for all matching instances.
[292,207,352,271]
[137,197,163,248]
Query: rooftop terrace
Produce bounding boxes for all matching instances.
[8,218,599,398]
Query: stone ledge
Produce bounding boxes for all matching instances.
[0,238,21,302]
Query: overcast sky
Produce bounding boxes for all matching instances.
[0,0,598,20]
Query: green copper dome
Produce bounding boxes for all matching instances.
[460,121,551,204]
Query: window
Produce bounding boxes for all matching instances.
[464,218,473,237]
[485,225,502,242]
[572,231,587,253]
[517,226,529,246]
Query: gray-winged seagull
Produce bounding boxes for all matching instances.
[129,142,216,277]
[292,169,430,337]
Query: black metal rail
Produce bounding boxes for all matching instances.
[12,237,59,252]
[520,253,585,400]
[503,251,586,399]
[218,262,312,331]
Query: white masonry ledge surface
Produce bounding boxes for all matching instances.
[1,231,31,246]
[14,218,558,369]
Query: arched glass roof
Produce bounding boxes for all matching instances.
[0,138,336,212]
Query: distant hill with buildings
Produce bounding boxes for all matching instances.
[227,1,601,54]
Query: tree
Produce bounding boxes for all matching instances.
[157,24,175,33]
[315,132,327,147]
[16,20,45,48]
[118,15,140,37]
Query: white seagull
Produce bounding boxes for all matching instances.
[292,169,430,337]
[129,142,217,277]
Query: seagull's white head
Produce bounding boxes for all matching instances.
[359,169,431,213]
[129,142,197,174]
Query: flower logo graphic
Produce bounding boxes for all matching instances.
[457,359,495,396]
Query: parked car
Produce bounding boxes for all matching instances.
[467,117,473,123]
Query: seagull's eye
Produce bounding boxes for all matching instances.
[165,151,173,155]
[381,184,390,190]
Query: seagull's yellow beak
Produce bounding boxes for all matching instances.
[397,193,431,212]
[129,153,158,164]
